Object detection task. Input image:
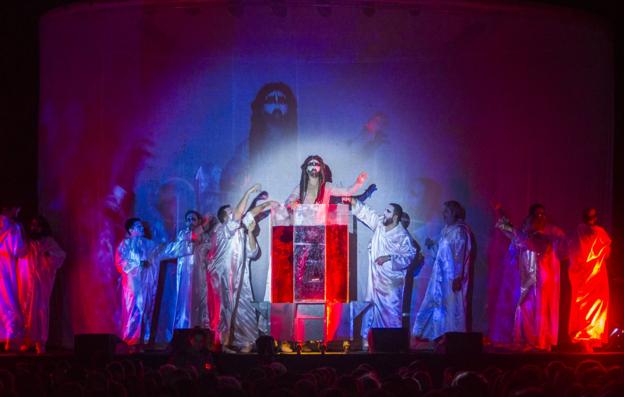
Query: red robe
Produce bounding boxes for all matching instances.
[568,224,610,344]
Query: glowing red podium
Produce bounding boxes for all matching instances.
[270,204,350,342]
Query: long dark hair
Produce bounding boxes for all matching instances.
[249,82,298,155]
[299,155,331,204]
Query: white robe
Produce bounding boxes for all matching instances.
[228,223,261,349]
[0,215,27,349]
[18,236,66,348]
[510,226,564,350]
[168,228,211,331]
[412,222,473,340]
[352,201,416,338]
[206,217,258,346]
[115,236,158,344]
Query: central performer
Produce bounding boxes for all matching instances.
[285,155,367,206]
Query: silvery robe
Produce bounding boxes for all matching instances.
[0,215,27,349]
[206,218,258,346]
[568,224,610,344]
[191,232,211,329]
[17,236,66,348]
[508,225,564,350]
[352,201,416,338]
[115,236,159,345]
[228,214,261,349]
[412,222,473,340]
[168,228,211,330]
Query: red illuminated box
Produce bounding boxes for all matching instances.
[270,204,349,303]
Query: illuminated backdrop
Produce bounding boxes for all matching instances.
[38,0,613,345]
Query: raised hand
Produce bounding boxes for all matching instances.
[357,171,368,185]
[495,217,513,233]
[247,183,262,195]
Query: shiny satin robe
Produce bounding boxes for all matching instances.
[115,236,159,344]
[0,215,27,349]
[168,228,211,330]
[509,226,563,350]
[352,201,417,338]
[18,237,65,349]
[228,216,261,349]
[413,222,473,340]
[206,218,258,347]
[568,224,610,344]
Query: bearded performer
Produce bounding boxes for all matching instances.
[207,184,277,350]
[413,201,474,341]
[17,215,66,353]
[568,208,611,351]
[0,205,27,351]
[167,210,212,332]
[285,155,368,207]
[496,204,566,351]
[349,198,417,345]
[115,218,160,345]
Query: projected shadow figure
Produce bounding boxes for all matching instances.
[220,82,298,198]
[347,112,388,151]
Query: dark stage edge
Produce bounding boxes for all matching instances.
[1,351,623,381]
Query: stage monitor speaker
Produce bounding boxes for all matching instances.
[256,335,276,358]
[434,332,483,354]
[170,328,214,351]
[369,328,409,353]
[74,333,123,362]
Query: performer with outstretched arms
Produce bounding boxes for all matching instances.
[207,184,278,350]
[285,155,367,207]
[349,198,417,349]
[495,204,565,351]
[412,201,474,341]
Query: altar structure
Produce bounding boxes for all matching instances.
[269,204,370,344]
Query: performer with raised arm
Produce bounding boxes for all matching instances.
[207,184,278,350]
[285,155,368,207]
[495,203,566,351]
[115,218,159,346]
[227,214,263,352]
[412,201,474,341]
[0,205,27,351]
[350,198,417,348]
[568,207,611,352]
[17,215,66,353]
